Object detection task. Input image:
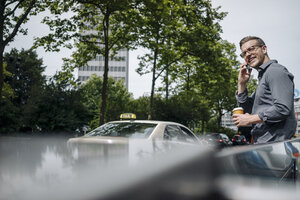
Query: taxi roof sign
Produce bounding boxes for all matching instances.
[120,113,136,120]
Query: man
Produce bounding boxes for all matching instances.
[233,36,296,144]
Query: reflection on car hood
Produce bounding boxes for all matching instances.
[68,136,132,144]
[0,136,208,200]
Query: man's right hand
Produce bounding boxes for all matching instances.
[238,63,252,94]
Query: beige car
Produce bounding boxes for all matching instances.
[68,120,200,144]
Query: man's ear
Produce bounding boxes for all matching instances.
[262,45,267,54]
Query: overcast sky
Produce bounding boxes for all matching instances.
[7,0,300,98]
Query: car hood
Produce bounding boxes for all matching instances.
[0,136,207,200]
[68,136,133,144]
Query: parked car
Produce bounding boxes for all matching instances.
[232,134,247,145]
[68,113,200,145]
[203,133,232,147]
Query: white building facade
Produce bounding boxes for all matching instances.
[221,112,237,131]
[77,48,129,89]
[294,98,300,136]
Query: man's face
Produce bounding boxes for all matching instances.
[241,39,267,68]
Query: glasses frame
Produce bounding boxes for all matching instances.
[240,45,263,58]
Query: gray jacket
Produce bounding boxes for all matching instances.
[236,60,296,144]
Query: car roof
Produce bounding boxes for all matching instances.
[108,120,186,126]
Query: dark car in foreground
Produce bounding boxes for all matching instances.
[232,134,248,145]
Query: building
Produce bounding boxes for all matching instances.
[294,98,300,136]
[77,48,129,88]
[221,112,237,131]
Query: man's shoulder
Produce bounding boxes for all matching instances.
[267,61,288,74]
[265,60,294,81]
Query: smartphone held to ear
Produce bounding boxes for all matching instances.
[246,65,251,73]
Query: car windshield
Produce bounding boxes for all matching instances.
[86,122,157,138]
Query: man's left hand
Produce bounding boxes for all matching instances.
[233,113,263,127]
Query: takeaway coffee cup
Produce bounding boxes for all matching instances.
[233,107,244,115]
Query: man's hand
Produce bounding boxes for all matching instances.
[233,113,263,127]
[238,63,252,94]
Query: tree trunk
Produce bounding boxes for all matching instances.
[99,14,110,126]
[186,67,190,91]
[148,48,158,120]
[201,120,205,134]
[0,47,3,98]
[217,108,222,130]
[165,66,168,100]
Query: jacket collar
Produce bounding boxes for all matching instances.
[257,59,277,80]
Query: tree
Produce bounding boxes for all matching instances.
[4,48,46,106]
[3,48,46,132]
[0,62,19,133]
[204,41,240,129]
[35,0,139,125]
[163,40,241,132]
[135,0,226,119]
[33,74,90,132]
[135,0,184,119]
[79,74,132,129]
[0,0,47,98]
[127,95,150,120]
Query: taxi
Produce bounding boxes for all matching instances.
[68,113,200,144]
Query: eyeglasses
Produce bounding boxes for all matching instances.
[240,45,263,58]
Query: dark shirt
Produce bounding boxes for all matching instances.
[236,60,296,144]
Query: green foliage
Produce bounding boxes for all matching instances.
[2,62,14,99]
[79,75,132,128]
[0,97,20,133]
[18,0,255,134]
[1,49,91,133]
[3,48,47,132]
[0,0,48,97]
[4,48,46,106]
[35,0,140,125]
[105,78,133,121]
[32,75,91,132]
[134,0,229,119]
[127,96,151,120]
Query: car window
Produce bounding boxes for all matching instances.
[86,122,157,138]
[164,125,182,141]
[179,126,197,143]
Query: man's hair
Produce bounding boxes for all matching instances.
[239,36,266,49]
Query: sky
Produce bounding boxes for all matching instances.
[7,0,300,98]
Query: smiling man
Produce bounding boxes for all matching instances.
[233,36,296,144]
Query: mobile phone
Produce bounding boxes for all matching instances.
[246,65,251,73]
